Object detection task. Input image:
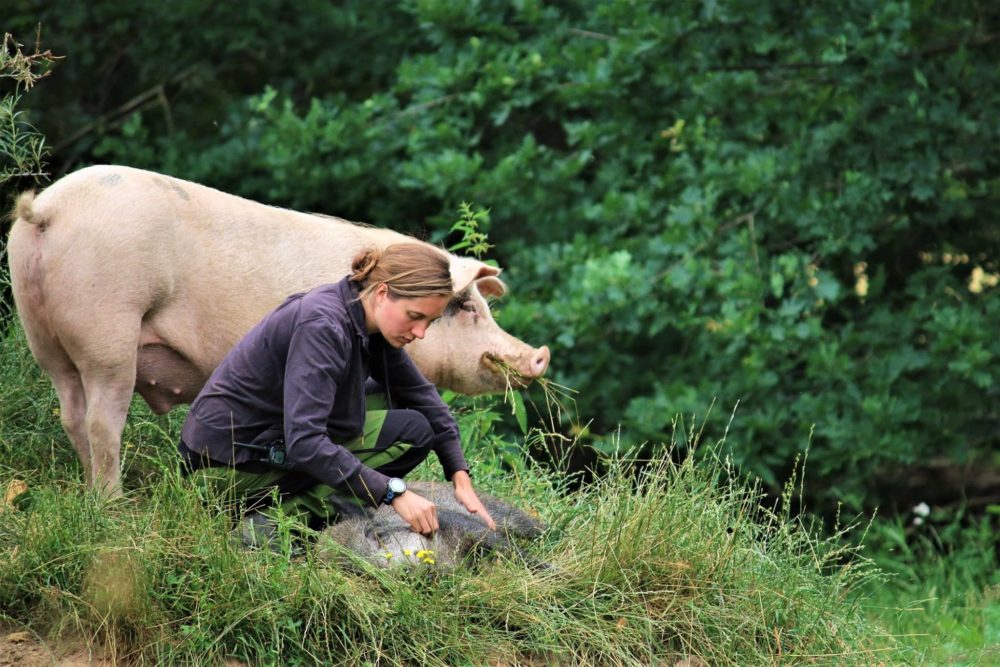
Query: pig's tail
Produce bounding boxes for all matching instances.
[350,248,382,286]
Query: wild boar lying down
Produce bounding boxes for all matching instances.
[317,481,545,569]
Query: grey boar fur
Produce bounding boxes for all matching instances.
[317,480,544,568]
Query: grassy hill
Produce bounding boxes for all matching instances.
[0,324,908,665]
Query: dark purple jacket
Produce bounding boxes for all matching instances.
[180,277,468,506]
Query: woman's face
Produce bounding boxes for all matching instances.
[369,285,450,348]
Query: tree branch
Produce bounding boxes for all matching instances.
[53,64,199,154]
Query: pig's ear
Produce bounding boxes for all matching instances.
[450,257,502,294]
[476,276,507,298]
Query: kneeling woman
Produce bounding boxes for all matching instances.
[178,243,495,536]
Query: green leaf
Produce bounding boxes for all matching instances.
[770,272,785,298]
[510,390,528,435]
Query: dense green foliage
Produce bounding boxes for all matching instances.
[2,3,998,661]
[6,1,998,504]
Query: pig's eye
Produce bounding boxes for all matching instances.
[460,301,477,313]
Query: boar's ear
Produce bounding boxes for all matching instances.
[476,276,507,298]
[450,257,502,294]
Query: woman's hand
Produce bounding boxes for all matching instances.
[391,491,438,535]
[452,471,497,530]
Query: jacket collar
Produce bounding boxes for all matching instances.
[338,277,370,352]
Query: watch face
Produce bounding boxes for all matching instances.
[388,478,406,494]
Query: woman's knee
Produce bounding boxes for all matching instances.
[378,409,435,451]
[399,410,435,450]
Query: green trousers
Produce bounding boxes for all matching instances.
[189,406,425,528]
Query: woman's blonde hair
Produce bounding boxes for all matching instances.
[350,243,453,301]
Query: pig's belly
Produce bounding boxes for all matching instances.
[135,344,205,413]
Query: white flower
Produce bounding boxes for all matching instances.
[913,502,930,518]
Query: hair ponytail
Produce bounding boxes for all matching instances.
[350,248,382,285]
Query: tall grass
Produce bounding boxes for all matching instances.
[0,324,901,665]
[861,510,1000,665]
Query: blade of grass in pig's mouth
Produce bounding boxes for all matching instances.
[482,352,529,387]
[481,352,503,373]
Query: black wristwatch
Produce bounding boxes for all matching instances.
[382,477,406,505]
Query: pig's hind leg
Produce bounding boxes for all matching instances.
[14,294,95,487]
[49,365,92,485]
[56,314,142,496]
[77,347,138,496]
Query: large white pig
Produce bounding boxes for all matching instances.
[6,165,550,493]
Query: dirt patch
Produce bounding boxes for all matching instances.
[0,628,253,667]
[0,628,112,667]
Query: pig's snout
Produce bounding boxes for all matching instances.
[528,345,551,378]
[483,345,551,387]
